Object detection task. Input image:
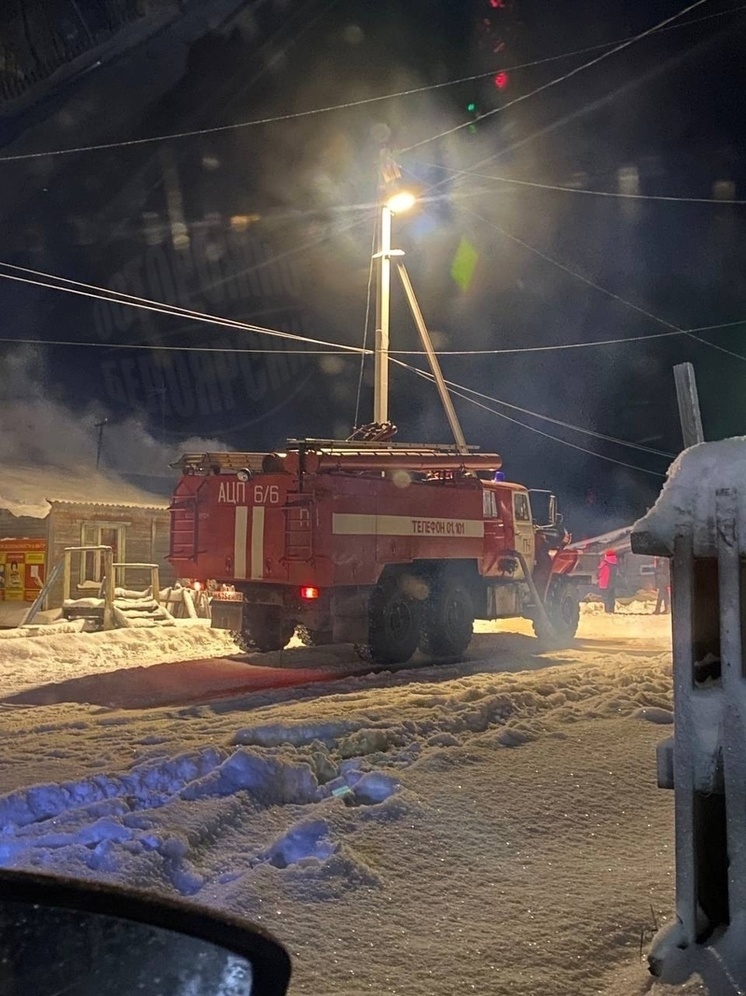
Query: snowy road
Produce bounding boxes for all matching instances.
[0,606,696,995]
[0,608,669,710]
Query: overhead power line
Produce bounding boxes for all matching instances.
[681,329,746,361]
[443,376,675,457]
[397,2,731,222]
[0,324,672,473]
[0,260,672,356]
[2,259,740,360]
[0,261,729,466]
[447,382,667,478]
[390,357,674,458]
[396,359,667,476]
[689,317,746,333]
[398,0,712,154]
[0,257,684,460]
[0,326,706,358]
[464,206,683,331]
[0,336,359,356]
[412,159,746,206]
[0,263,367,354]
[401,332,683,353]
[0,1,739,165]
[460,205,746,363]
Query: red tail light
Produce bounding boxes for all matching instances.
[300,586,320,600]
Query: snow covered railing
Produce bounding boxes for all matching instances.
[62,546,115,630]
[160,584,211,620]
[632,439,746,988]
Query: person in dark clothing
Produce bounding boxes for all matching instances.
[598,549,620,613]
[653,557,671,614]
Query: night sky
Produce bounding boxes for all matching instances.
[2,0,746,538]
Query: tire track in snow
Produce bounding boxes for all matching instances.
[0,739,400,897]
[0,635,673,901]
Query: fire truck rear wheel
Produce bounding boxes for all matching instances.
[367,583,423,665]
[297,625,333,647]
[234,611,295,653]
[232,630,254,654]
[420,579,474,658]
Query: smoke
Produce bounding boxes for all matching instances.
[0,348,226,481]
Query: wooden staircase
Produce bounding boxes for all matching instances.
[57,550,177,631]
[112,587,176,628]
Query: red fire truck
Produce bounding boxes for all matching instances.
[169,161,588,661]
[168,440,587,662]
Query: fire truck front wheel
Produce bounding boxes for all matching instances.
[533,581,580,648]
[367,583,423,665]
[420,577,474,659]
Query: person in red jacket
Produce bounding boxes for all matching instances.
[598,549,620,614]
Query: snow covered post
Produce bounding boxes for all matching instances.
[632,441,746,987]
[714,489,746,919]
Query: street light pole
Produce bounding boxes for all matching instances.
[370,166,467,453]
[373,204,392,425]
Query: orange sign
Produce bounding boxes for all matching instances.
[0,538,46,602]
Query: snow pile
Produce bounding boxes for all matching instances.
[0,620,87,639]
[0,622,240,695]
[634,436,746,555]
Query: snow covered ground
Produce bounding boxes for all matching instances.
[0,606,695,995]
[0,619,240,697]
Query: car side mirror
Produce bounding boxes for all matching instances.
[0,869,291,995]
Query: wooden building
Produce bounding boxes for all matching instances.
[0,465,174,626]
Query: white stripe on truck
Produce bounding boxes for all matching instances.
[234,506,248,579]
[332,513,483,538]
[251,506,265,579]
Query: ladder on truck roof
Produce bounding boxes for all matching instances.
[172,442,488,477]
[171,452,268,475]
[285,438,481,452]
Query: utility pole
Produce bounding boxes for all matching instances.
[95,418,108,470]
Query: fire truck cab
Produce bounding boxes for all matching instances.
[169,441,587,664]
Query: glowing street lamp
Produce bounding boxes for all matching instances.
[385,190,416,215]
[374,187,415,424]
